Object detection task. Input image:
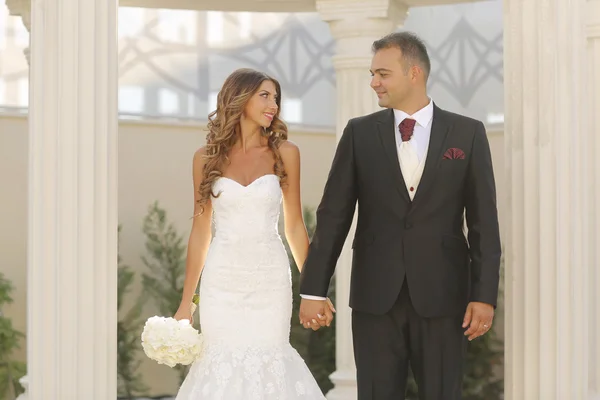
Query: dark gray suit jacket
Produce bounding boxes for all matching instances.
[300,104,502,318]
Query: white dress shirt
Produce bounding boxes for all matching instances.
[395,99,434,200]
[300,99,435,301]
[394,99,434,163]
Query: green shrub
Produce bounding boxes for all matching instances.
[0,273,26,399]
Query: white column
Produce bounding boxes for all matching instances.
[504,0,592,399]
[587,2,600,398]
[316,1,407,399]
[25,0,119,398]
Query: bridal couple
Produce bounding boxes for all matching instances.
[171,31,502,400]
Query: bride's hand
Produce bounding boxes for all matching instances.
[326,298,336,314]
[173,306,193,324]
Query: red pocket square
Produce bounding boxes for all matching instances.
[443,148,465,160]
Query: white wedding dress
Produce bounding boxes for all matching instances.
[175,174,326,400]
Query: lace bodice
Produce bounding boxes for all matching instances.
[211,174,282,241]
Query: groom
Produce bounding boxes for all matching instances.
[299,31,501,399]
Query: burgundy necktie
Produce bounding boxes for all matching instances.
[398,117,419,196]
[399,118,416,142]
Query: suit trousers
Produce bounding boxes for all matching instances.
[352,280,467,400]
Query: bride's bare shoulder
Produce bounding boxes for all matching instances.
[192,146,209,176]
[279,140,299,156]
[278,141,300,175]
[194,146,208,157]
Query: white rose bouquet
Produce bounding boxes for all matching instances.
[141,294,203,367]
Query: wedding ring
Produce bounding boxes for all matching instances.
[483,324,489,328]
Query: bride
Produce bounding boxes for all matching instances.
[172,68,335,399]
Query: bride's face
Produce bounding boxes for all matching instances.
[242,80,279,129]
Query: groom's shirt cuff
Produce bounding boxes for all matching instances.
[300,294,327,301]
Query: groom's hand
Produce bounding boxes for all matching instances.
[462,301,494,341]
[299,299,333,331]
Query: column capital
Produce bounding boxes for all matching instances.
[316,0,408,63]
[6,0,31,64]
[6,0,30,31]
[316,0,408,43]
[316,0,408,24]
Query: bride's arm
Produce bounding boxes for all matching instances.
[280,141,309,273]
[175,147,213,317]
[281,141,335,327]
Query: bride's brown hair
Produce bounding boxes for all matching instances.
[197,68,288,214]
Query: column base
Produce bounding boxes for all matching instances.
[326,369,357,400]
[16,375,28,400]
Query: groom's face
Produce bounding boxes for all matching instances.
[370,46,414,109]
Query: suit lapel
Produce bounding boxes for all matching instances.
[376,109,411,203]
[410,104,451,208]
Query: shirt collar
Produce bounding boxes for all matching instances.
[393,98,434,128]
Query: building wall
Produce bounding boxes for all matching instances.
[0,113,504,396]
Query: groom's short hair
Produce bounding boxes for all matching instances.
[372,31,431,81]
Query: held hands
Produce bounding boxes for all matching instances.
[299,298,336,331]
[463,301,494,341]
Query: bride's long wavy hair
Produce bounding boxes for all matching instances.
[197,68,288,214]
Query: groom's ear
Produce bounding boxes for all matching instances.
[409,65,422,81]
